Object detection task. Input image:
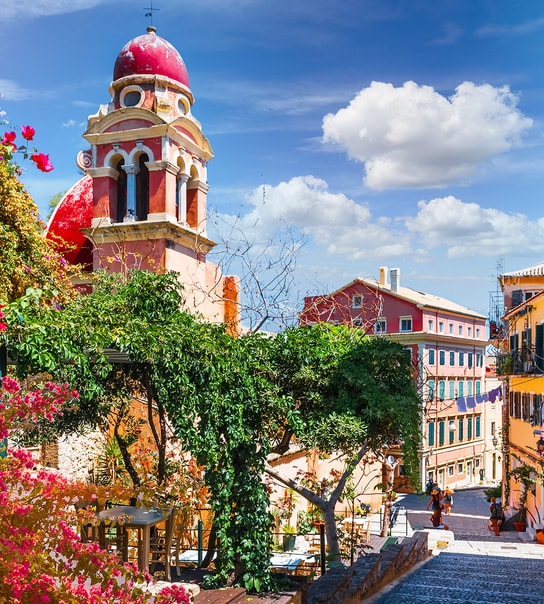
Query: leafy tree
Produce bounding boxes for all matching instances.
[0,142,75,305]
[263,324,421,562]
[4,271,279,591]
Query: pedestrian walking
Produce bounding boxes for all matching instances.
[488,497,502,536]
[443,487,453,515]
[426,487,443,512]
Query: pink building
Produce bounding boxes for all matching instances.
[300,267,500,492]
[47,27,239,331]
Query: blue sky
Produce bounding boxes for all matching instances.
[2,0,544,320]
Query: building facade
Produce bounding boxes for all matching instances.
[496,262,544,531]
[301,267,501,492]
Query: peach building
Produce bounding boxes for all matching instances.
[300,267,501,492]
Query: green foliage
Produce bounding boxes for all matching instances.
[483,484,502,502]
[4,275,422,590]
[0,160,76,304]
[269,324,422,476]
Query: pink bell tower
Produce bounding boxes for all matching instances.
[51,27,240,328]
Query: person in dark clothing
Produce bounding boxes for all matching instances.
[426,488,443,512]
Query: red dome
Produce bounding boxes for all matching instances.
[113,27,189,87]
[46,175,93,266]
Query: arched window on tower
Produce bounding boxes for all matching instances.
[116,159,127,222]
[135,153,149,221]
[186,164,200,229]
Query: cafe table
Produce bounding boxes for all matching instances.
[97,505,172,572]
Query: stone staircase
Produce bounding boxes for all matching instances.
[366,548,544,603]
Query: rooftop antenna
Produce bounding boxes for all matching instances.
[144,1,160,27]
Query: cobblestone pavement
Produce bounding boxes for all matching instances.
[366,487,544,603]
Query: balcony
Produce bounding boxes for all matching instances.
[496,347,544,376]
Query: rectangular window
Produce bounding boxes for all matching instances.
[449,425,455,444]
[449,351,455,366]
[400,316,412,332]
[352,295,362,308]
[491,421,496,436]
[476,327,480,338]
[428,422,435,447]
[458,462,463,474]
[449,380,455,399]
[374,318,386,334]
[439,380,445,401]
[468,352,473,368]
[439,350,446,365]
[467,381,473,396]
[438,421,445,445]
[458,418,464,441]
[459,352,464,366]
[439,321,444,333]
[428,380,435,402]
[467,417,473,439]
[475,415,481,437]
[428,319,434,331]
[468,327,472,337]
[448,465,454,476]
[449,323,454,335]
[458,381,464,397]
[428,349,435,365]
[458,325,463,336]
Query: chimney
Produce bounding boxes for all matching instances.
[379,266,388,286]
[390,268,400,292]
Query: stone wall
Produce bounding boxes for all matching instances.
[306,531,429,604]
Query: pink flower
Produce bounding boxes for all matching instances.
[1,131,17,150]
[30,153,54,172]
[0,323,6,332]
[21,125,35,141]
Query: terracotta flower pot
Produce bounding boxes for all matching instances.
[514,521,526,532]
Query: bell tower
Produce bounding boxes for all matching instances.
[70,27,239,326]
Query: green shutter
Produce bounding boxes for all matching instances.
[439,421,445,445]
[428,422,435,447]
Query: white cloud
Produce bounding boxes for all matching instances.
[226,175,411,260]
[405,195,544,258]
[0,80,34,101]
[322,81,532,190]
[0,0,106,20]
[218,178,544,266]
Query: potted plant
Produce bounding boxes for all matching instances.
[509,462,536,532]
[282,524,296,552]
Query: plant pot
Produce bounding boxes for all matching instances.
[282,535,296,551]
[514,521,526,532]
[536,531,544,544]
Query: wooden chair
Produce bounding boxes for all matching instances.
[172,510,198,575]
[148,510,176,581]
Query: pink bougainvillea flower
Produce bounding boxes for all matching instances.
[21,125,35,141]
[30,153,54,172]
[0,323,6,332]
[1,131,17,150]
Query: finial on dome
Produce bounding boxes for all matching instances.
[147,25,157,34]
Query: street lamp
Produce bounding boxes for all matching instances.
[536,436,544,457]
[491,435,498,448]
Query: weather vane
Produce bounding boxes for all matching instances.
[144,1,160,27]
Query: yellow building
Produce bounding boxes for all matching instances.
[497,263,544,534]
